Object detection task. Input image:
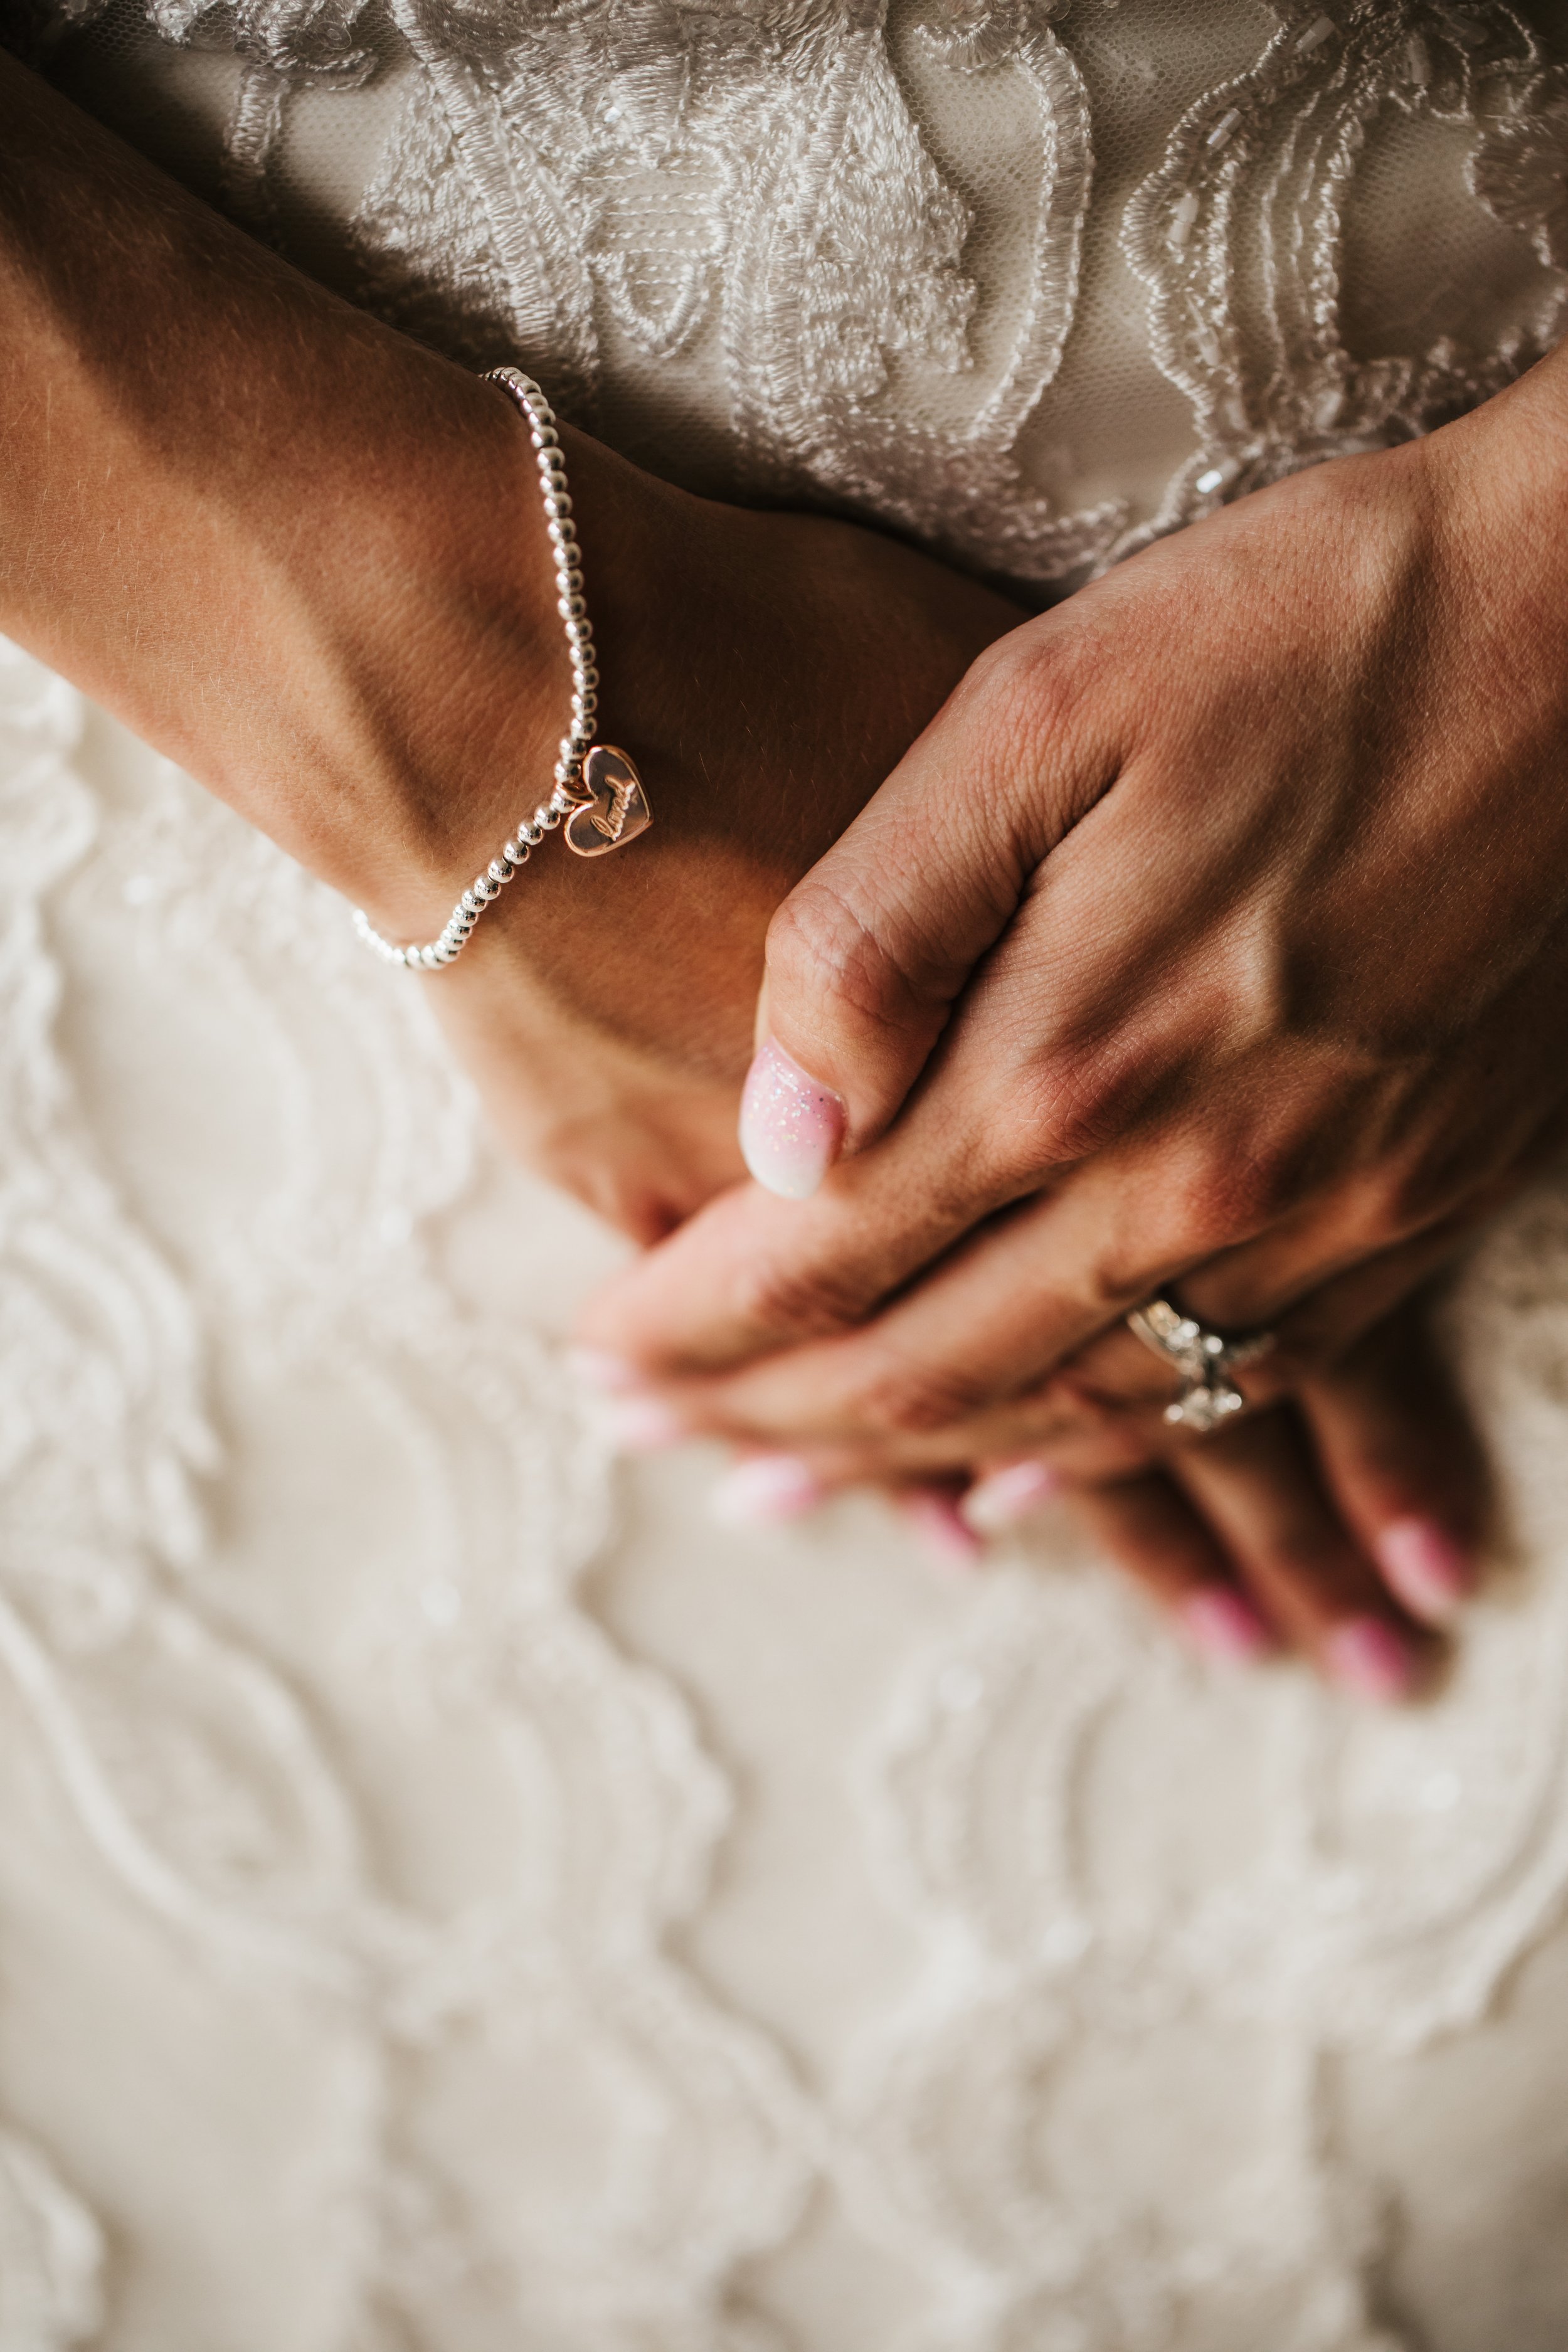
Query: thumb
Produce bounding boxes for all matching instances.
[739,638,1105,1199]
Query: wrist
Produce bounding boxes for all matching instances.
[1416,339,1568,669]
[257,354,570,926]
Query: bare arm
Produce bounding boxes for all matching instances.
[0,49,1021,1215]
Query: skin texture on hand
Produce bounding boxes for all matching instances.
[578,344,1568,1375]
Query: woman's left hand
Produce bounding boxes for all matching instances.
[574,342,1568,1449]
[579,1218,1488,1692]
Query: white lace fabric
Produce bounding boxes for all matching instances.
[5,4,1568,2346]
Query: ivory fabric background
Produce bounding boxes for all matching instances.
[6,3,1568,2345]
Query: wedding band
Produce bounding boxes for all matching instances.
[1125,1296,1276,1433]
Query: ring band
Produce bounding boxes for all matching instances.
[1125,1296,1276,1433]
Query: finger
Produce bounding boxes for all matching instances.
[1299,1302,1487,1628]
[702,1453,983,1577]
[1045,1192,1495,1422]
[585,1180,1487,1476]
[1171,1411,1426,1699]
[578,1112,1249,1384]
[1064,1471,1274,1665]
[740,618,1121,1192]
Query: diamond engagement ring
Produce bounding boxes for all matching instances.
[1125,1296,1276,1433]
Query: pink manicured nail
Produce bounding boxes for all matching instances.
[1323,1616,1416,1705]
[1182,1587,1273,1666]
[739,1040,846,1202]
[1373,1516,1471,1626]
[710,1454,824,1528]
[901,1491,985,1571]
[566,1347,646,1395]
[960,1461,1062,1535]
[604,1396,687,1453]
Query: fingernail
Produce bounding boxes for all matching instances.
[1182,1587,1274,1666]
[1323,1616,1416,1705]
[739,1040,846,1202]
[960,1461,1062,1535]
[604,1396,687,1453]
[1372,1516,1471,1627]
[566,1346,646,1394]
[710,1454,824,1528]
[901,1491,985,1571]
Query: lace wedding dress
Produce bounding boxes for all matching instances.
[6,3,1568,2346]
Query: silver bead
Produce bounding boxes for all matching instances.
[489,859,514,883]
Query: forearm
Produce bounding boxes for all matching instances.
[0,49,559,909]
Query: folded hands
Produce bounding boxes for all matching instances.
[570,345,1568,1694]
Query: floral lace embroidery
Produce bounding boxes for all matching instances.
[1121,2,1568,549]
[21,0,1568,588]
[9,3,1568,2340]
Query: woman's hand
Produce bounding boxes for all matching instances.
[575,343,1568,1360]
[583,1216,1487,1693]
[0,49,1020,1239]
[1039,1295,1488,1698]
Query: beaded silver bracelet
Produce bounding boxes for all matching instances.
[352,365,652,972]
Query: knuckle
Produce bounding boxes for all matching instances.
[1011,1044,1143,1173]
[727,1249,872,1344]
[765,876,939,1053]
[765,882,889,1022]
[963,628,1088,756]
[1044,1366,1138,1431]
[1163,1125,1313,1249]
[1340,1155,1448,1247]
[1198,1138,1303,1238]
[854,1354,995,1438]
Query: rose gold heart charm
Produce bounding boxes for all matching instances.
[564,746,652,858]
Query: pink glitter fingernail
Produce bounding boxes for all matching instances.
[960,1461,1062,1534]
[739,1040,846,1202]
[901,1491,985,1571]
[710,1454,824,1528]
[604,1396,687,1453]
[1323,1616,1416,1705]
[1182,1587,1273,1666]
[1373,1517,1471,1626]
[566,1347,646,1395]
